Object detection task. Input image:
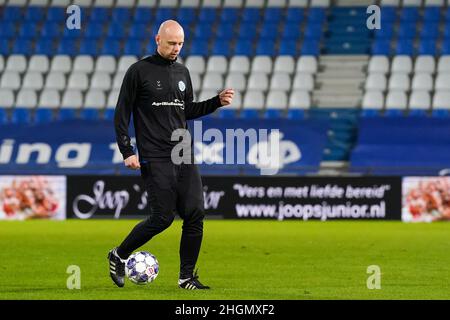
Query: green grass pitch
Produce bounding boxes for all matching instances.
[0,219,449,300]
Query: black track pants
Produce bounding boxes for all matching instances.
[117,161,205,279]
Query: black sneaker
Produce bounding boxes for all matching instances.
[178,269,210,290]
[107,248,126,288]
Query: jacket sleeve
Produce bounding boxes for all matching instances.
[183,70,222,120]
[114,64,139,160]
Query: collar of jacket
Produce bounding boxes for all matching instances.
[152,51,177,66]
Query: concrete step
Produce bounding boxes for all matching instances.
[316,77,365,87]
[316,71,366,78]
[319,55,370,63]
[313,89,364,96]
[313,96,361,108]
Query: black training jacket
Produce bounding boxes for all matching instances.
[114,52,222,161]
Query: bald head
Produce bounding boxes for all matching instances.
[156,20,184,60]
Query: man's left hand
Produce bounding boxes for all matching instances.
[219,88,234,106]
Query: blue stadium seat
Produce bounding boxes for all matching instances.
[379,6,397,22]
[443,23,450,38]
[0,22,16,39]
[129,24,151,39]
[2,6,22,21]
[134,8,152,23]
[57,39,77,56]
[184,28,192,40]
[101,40,122,56]
[373,23,394,39]
[84,23,104,39]
[396,38,414,55]
[264,109,284,119]
[420,23,439,39]
[234,40,254,56]
[89,7,109,23]
[240,109,259,119]
[221,8,239,23]
[107,24,128,40]
[216,23,235,40]
[188,40,209,56]
[194,24,213,40]
[24,6,45,21]
[238,23,257,40]
[260,23,279,40]
[12,39,33,55]
[444,7,450,21]
[146,40,157,54]
[19,23,38,39]
[198,7,217,23]
[41,22,61,39]
[211,41,232,57]
[287,109,304,120]
[256,40,276,56]
[47,6,65,22]
[112,8,131,22]
[300,40,320,55]
[278,41,298,55]
[154,8,175,24]
[62,27,82,40]
[398,23,416,38]
[124,40,143,55]
[177,8,196,25]
[371,39,391,55]
[11,108,32,124]
[308,8,326,23]
[242,8,260,22]
[400,7,419,22]
[418,40,436,55]
[263,8,282,23]
[281,23,301,40]
[35,109,54,124]
[79,39,99,55]
[0,39,10,55]
[423,7,441,22]
[34,39,55,55]
[304,23,323,39]
[286,8,304,22]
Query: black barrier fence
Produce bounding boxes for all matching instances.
[66,175,402,220]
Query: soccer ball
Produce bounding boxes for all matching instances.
[125,251,159,285]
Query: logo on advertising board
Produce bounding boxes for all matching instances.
[201,176,402,221]
[67,176,225,219]
[68,177,148,219]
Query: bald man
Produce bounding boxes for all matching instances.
[108,20,234,290]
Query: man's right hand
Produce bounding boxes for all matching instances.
[124,155,141,170]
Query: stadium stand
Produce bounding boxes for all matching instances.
[0,0,449,174]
